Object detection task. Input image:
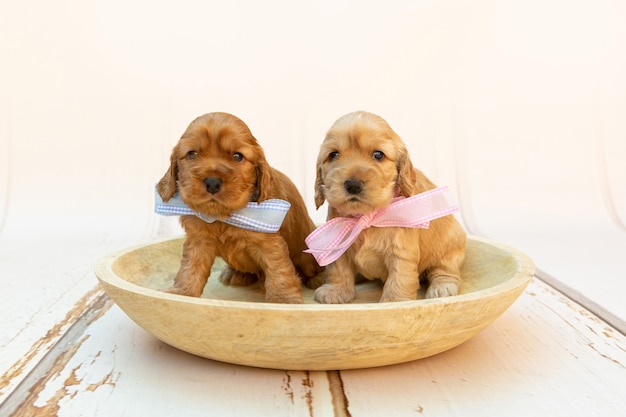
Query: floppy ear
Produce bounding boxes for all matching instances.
[255,157,272,202]
[314,162,325,209]
[396,145,421,197]
[157,148,178,201]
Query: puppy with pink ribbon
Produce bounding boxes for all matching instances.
[306,111,467,303]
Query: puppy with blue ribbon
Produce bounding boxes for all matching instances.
[156,112,323,303]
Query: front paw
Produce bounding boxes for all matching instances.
[219,267,258,287]
[425,278,459,299]
[266,293,304,304]
[162,286,195,296]
[303,272,326,290]
[379,294,416,303]
[314,284,356,304]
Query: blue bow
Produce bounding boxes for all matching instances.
[154,187,291,233]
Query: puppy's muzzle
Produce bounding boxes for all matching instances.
[344,179,364,195]
[203,177,222,194]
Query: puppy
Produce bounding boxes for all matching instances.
[157,112,322,303]
[312,111,466,303]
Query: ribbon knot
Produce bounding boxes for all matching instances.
[304,186,459,266]
[154,186,290,233]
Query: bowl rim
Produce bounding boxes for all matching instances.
[95,234,535,313]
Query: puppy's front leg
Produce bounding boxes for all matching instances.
[314,255,357,304]
[165,233,216,297]
[424,245,464,298]
[255,235,304,304]
[379,257,420,302]
[425,268,461,298]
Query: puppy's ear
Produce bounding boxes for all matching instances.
[255,157,272,202]
[396,145,420,197]
[157,148,178,202]
[314,163,325,209]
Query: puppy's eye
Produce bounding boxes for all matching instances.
[233,152,244,162]
[372,150,385,161]
[187,150,198,160]
[329,151,340,161]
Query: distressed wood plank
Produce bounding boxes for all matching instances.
[5,277,625,417]
[3,301,333,417]
[339,279,626,417]
[0,215,179,402]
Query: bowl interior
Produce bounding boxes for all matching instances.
[110,236,524,304]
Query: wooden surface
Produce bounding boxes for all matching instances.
[2,219,625,416]
[1,276,625,417]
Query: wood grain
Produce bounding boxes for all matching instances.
[95,236,534,370]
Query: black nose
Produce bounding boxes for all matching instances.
[344,179,364,195]
[203,177,222,194]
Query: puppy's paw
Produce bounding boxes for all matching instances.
[266,293,304,304]
[303,272,326,290]
[379,294,416,303]
[162,286,195,296]
[314,284,356,304]
[425,278,459,299]
[219,267,258,287]
[295,252,325,281]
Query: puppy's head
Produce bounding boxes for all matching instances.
[157,112,271,219]
[314,111,421,216]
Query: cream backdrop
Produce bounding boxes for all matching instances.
[1,0,625,375]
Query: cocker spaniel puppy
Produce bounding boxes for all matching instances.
[157,112,322,303]
[311,111,466,303]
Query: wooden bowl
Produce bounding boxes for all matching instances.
[95,236,534,370]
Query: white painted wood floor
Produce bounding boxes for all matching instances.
[1,231,625,417]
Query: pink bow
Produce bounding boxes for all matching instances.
[304,186,460,266]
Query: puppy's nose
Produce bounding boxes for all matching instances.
[344,179,364,195]
[203,177,222,194]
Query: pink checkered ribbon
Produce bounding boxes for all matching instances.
[304,186,459,266]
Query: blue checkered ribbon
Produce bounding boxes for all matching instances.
[154,187,291,233]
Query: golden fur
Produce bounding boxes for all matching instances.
[313,111,466,303]
[157,112,322,304]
